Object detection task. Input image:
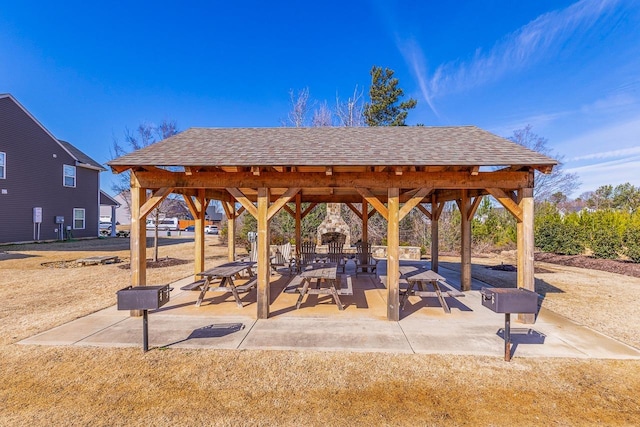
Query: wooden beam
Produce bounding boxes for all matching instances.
[345,202,361,217]
[257,188,270,319]
[226,188,258,218]
[362,200,368,244]
[224,201,237,262]
[301,202,317,219]
[460,190,472,291]
[129,180,146,317]
[131,170,533,190]
[267,187,301,221]
[182,194,198,219]
[416,203,432,220]
[295,193,301,258]
[517,188,535,324]
[140,187,173,218]
[194,189,207,279]
[357,188,388,221]
[399,187,432,221]
[282,204,296,217]
[468,196,484,221]
[431,194,439,273]
[486,188,523,221]
[387,188,400,321]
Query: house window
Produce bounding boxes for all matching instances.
[0,152,5,179]
[64,165,76,187]
[73,208,85,229]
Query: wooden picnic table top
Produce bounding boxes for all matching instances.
[399,266,446,282]
[198,261,255,278]
[299,263,338,280]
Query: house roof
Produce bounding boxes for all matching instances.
[99,190,120,206]
[0,94,106,171]
[107,126,557,170]
[59,140,106,171]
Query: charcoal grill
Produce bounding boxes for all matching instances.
[480,287,539,361]
[116,285,170,352]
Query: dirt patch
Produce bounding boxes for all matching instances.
[116,257,190,269]
[535,252,640,278]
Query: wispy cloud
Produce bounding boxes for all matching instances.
[572,146,640,161]
[428,0,620,98]
[397,39,441,119]
[566,155,640,193]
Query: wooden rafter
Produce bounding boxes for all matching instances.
[301,203,318,219]
[486,188,523,221]
[226,188,258,218]
[468,196,484,220]
[140,187,173,218]
[267,187,301,221]
[416,203,432,220]
[399,187,432,221]
[357,188,388,220]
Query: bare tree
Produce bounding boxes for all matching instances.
[312,101,333,127]
[111,119,179,261]
[286,88,310,127]
[508,125,580,202]
[336,85,365,127]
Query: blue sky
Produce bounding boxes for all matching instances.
[1,0,639,197]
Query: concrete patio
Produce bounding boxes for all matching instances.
[20,261,640,360]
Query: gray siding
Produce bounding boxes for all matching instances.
[0,96,101,244]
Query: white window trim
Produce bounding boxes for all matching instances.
[73,208,85,230]
[0,151,5,179]
[63,164,76,188]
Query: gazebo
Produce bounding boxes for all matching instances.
[107,126,556,322]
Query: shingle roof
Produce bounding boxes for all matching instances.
[107,126,557,168]
[58,140,106,171]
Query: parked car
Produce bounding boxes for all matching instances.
[205,225,219,235]
[99,222,112,236]
[184,225,195,232]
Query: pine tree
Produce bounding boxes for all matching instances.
[363,66,417,126]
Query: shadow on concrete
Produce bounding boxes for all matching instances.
[162,322,245,348]
[497,327,547,359]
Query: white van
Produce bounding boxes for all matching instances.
[146,217,179,231]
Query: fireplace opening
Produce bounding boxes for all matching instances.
[321,232,346,245]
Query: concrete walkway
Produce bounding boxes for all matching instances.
[20,261,640,360]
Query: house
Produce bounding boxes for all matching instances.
[0,94,105,244]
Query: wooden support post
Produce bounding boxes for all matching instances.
[223,201,237,262]
[431,194,439,273]
[257,188,270,319]
[194,190,208,280]
[517,187,535,324]
[362,199,368,244]
[129,177,146,317]
[295,193,301,259]
[459,190,472,291]
[387,188,400,321]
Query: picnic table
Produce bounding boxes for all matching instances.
[294,262,344,310]
[399,266,464,313]
[195,261,256,308]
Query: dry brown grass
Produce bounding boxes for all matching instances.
[1,238,640,426]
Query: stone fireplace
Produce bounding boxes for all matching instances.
[316,203,351,246]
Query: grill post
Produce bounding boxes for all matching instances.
[142,310,149,352]
[504,313,511,362]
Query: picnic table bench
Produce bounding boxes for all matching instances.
[194,261,257,308]
[288,263,352,311]
[399,266,464,313]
